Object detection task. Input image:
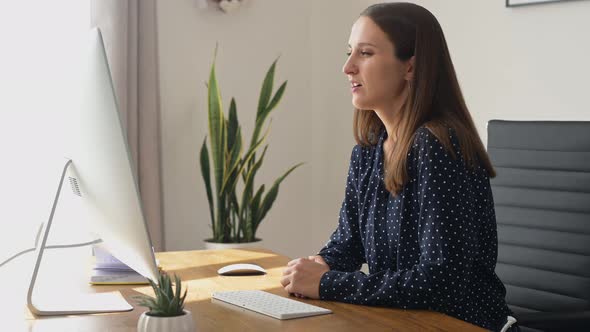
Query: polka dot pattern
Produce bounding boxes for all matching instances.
[317,127,512,330]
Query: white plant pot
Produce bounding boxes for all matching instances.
[204,238,263,250]
[137,310,195,332]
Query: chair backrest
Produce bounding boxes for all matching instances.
[487,120,590,318]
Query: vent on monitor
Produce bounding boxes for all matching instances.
[68,177,82,197]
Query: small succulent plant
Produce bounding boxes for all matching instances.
[135,272,188,317]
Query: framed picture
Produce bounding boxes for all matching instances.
[506,0,584,7]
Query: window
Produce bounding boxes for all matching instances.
[0,1,91,268]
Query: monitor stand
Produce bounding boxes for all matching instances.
[27,159,133,316]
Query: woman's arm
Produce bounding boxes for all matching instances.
[316,146,366,272]
[319,128,479,309]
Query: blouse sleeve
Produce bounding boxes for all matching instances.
[318,128,479,309]
[317,146,366,272]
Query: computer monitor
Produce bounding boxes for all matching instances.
[26,27,160,315]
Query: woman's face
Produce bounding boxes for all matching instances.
[343,16,410,112]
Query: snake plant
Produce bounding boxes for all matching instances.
[200,48,303,243]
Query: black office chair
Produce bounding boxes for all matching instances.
[487,120,590,332]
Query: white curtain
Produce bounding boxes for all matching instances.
[90,0,164,250]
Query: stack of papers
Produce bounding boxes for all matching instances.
[90,246,157,285]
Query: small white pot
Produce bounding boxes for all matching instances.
[137,309,195,332]
[204,238,263,250]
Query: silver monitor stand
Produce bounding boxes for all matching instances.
[27,159,133,316]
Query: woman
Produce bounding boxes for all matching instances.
[280,3,518,331]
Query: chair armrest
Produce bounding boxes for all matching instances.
[518,310,590,332]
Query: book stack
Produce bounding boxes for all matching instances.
[90,246,158,285]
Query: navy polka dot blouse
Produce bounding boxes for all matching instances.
[318,126,512,331]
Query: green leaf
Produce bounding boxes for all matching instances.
[216,117,228,241]
[164,275,173,302]
[207,54,225,194]
[247,184,265,241]
[251,80,286,152]
[250,116,274,162]
[148,278,158,292]
[174,275,181,301]
[207,52,225,240]
[169,295,180,315]
[257,59,277,118]
[251,58,279,148]
[136,298,158,310]
[220,126,243,195]
[236,125,270,182]
[256,162,304,232]
[231,191,242,241]
[239,145,267,218]
[206,51,230,242]
[251,185,265,208]
[230,191,240,219]
[179,288,188,309]
[265,81,287,114]
[200,138,215,234]
[227,98,238,151]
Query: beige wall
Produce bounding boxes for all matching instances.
[158,0,590,258]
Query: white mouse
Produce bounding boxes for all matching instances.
[217,263,266,276]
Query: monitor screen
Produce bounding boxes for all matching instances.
[67,27,159,283]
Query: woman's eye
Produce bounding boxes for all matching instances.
[346,51,372,57]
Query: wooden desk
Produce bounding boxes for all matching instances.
[16,248,486,331]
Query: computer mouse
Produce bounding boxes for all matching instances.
[217,263,267,276]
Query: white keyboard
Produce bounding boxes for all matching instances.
[212,290,332,320]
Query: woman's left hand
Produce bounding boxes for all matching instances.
[280,257,330,299]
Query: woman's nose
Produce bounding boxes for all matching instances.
[342,57,357,75]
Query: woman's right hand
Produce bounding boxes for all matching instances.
[287,255,330,299]
[308,255,329,269]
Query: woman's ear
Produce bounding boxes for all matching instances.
[404,56,415,81]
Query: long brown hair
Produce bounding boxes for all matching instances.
[353,2,495,195]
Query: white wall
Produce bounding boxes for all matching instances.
[416,0,590,142]
[157,0,590,259]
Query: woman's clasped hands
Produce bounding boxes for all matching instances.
[280,255,330,299]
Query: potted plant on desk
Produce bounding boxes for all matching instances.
[199,48,303,249]
[135,273,195,332]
